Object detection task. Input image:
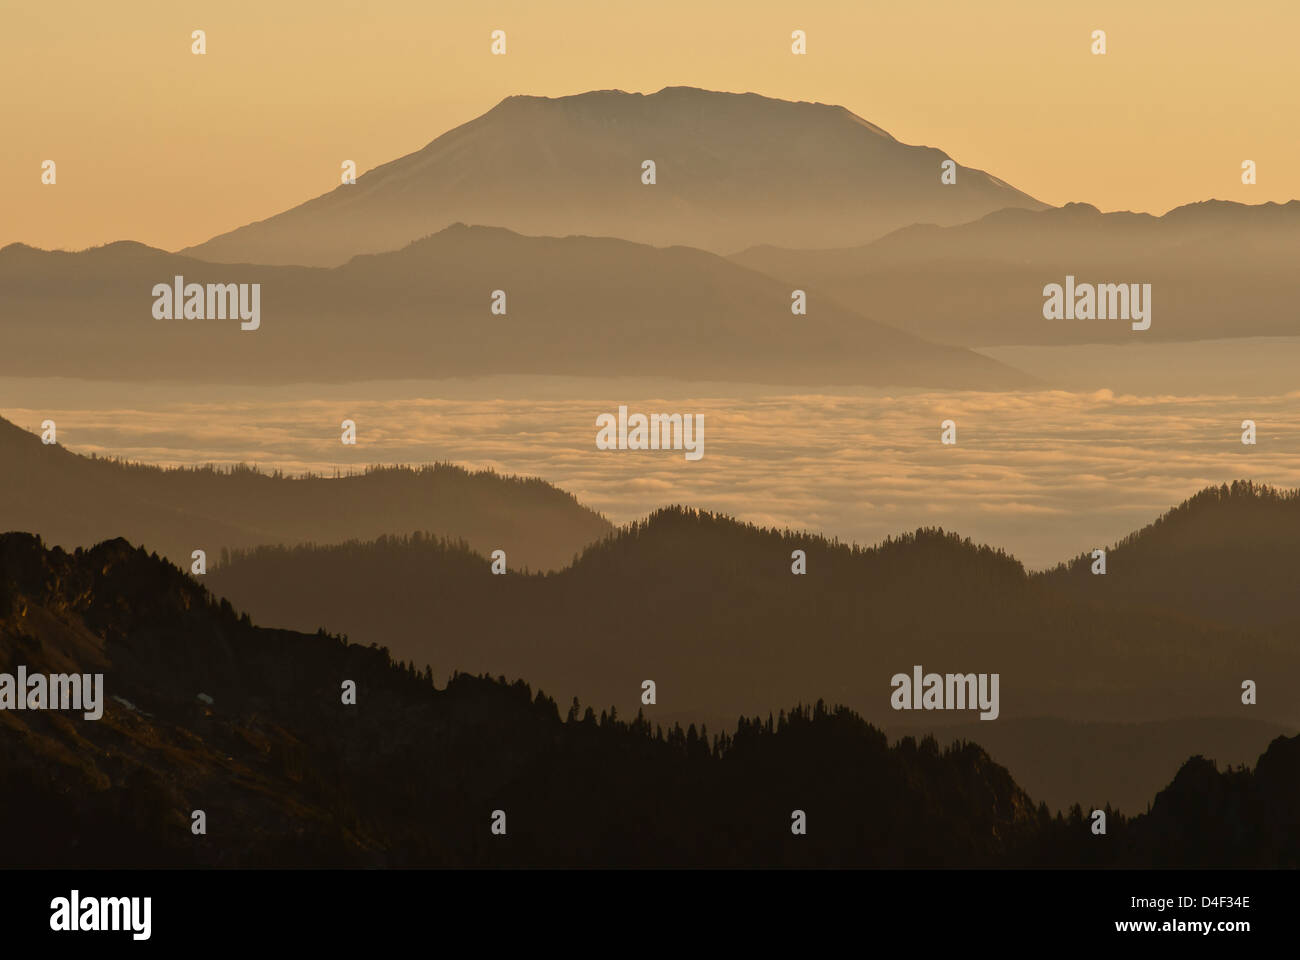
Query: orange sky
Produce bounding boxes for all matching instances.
[3,0,1296,252]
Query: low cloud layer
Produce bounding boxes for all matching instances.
[5,375,1298,570]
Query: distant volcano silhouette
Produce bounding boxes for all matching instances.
[180,86,1046,266]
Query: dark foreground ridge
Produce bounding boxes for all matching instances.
[1,532,1296,867]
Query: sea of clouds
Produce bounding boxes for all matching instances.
[6,360,1299,569]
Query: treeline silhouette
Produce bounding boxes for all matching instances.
[0,414,610,573]
[887,714,1290,817]
[2,532,1296,867]
[1041,480,1300,629]
[208,492,1300,731]
[206,485,1300,815]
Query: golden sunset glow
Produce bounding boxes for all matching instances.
[3,0,1296,252]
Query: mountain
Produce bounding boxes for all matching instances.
[731,200,1300,345]
[4,531,1296,867]
[205,489,1300,813]
[0,226,1031,389]
[1040,481,1300,629]
[1124,733,1300,867]
[205,497,1300,729]
[0,532,1051,867]
[888,716,1291,815]
[0,415,610,572]
[179,86,1047,267]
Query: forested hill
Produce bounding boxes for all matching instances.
[207,500,1299,729]
[0,531,1041,867]
[1038,480,1300,629]
[4,531,1296,867]
[0,414,610,572]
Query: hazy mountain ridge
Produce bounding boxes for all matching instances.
[0,225,1031,389]
[204,485,1300,812]
[178,86,1046,266]
[732,200,1300,346]
[205,493,1300,727]
[3,531,1296,867]
[0,415,610,572]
